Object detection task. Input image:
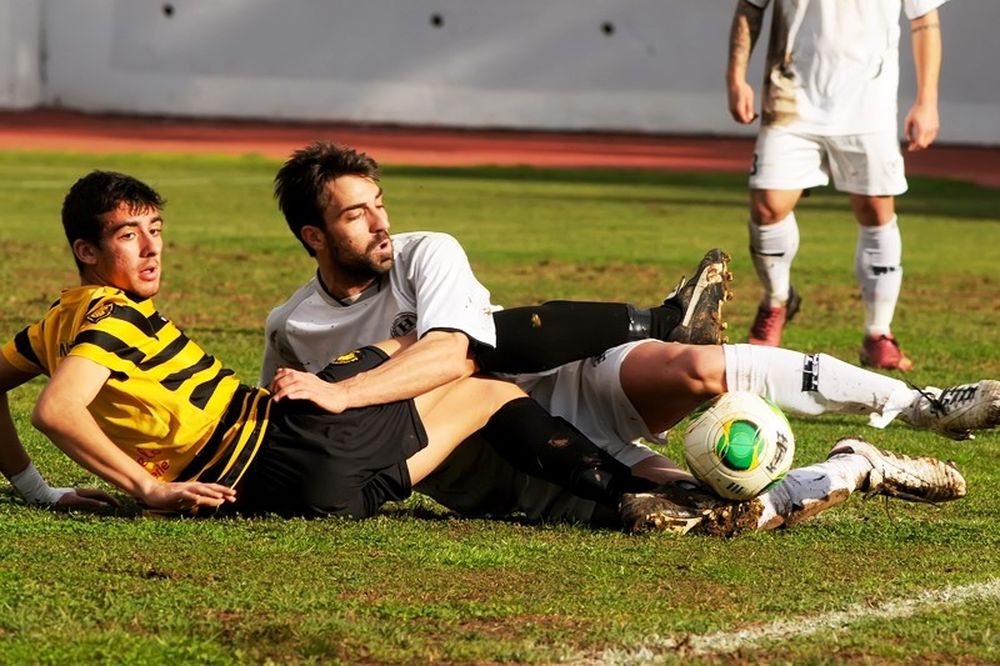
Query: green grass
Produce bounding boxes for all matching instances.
[1,150,998,664]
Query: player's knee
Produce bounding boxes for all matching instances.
[675,346,727,398]
[750,193,795,225]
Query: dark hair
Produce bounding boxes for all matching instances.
[273,142,380,256]
[62,170,166,272]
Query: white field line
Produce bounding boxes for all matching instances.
[582,578,1000,665]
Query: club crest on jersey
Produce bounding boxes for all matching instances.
[390,312,417,338]
[86,303,116,324]
[332,351,361,365]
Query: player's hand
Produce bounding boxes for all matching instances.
[55,486,121,509]
[727,80,758,124]
[904,101,939,151]
[140,481,236,512]
[269,367,348,414]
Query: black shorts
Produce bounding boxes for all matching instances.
[236,346,428,519]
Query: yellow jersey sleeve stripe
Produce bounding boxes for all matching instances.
[12,326,42,371]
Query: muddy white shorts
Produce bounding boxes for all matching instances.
[749,126,908,196]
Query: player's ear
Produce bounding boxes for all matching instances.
[300,225,326,253]
[72,238,100,266]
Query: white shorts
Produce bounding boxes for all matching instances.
[749,127,908,196]
[414,341,661,524]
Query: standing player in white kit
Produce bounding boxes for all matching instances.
[727,0,946,370]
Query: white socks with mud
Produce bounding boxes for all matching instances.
[722,343,918,427]
[749,213,799,307]
[756,453,873,530]
[855,217,903,336]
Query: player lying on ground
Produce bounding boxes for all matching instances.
[0,171,977,537]
[262,141,998,531]
[0,170,672,519]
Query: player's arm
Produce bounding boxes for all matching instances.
[726,0,766,124]
[0,354,117,509]
[905,9,942,151]
[31,355,236,512]
[269,330,477,413]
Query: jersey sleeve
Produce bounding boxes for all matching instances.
[744,0,769,9]
[903,0,947,20]
[405,233,497,348]
[0,324,46,375]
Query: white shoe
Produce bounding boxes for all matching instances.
[902,380,1000,441]
[828,437,967,503]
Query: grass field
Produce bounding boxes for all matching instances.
[0,149,998,664]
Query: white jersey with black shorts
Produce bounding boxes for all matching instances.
[261,231,659,524]
[747,0,947,196]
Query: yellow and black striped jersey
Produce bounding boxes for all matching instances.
[1,285,269,486]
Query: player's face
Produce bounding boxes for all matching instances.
[320,175,394,280]
[78,203,164,298]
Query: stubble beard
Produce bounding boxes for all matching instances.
[330,233,394,284]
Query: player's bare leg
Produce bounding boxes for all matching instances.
[748,188,804,346]
[622,436,966,536]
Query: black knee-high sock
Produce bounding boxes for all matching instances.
[478,397,655,505]
[477,300,681,373]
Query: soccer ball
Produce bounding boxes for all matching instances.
[683,391,795,500]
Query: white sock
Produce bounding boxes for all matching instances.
[756,453,872,529]
[749,213,799,307]
[855,217,903,336]
[723,343,919,427]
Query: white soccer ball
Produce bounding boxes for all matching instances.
[683,391,795,500]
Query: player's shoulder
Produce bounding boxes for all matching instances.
[392,231,467,261]
[265,277,320,330]
[57,285,137,322]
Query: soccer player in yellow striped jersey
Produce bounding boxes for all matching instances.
[0,170,653,517]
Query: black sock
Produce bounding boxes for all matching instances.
[647,300,684,340]
[478,300,687,374]
[479,397,654,505]
[479,301,638,373]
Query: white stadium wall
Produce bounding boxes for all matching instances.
[2,0,998,145]
[0,0,42,108]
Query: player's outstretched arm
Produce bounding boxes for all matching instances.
[905,9,942,151]
[269,331,476,413]
[31,355,235,512]
[726,0,765,124]
[0,355,117,509]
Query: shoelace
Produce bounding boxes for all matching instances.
[905,379,948,417]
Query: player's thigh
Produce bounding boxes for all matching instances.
[749,127,830,195]
[519,342,660,467]
[824,132,907,198]
[619,341,726,434]
[410,375,525,484]
[415,434,598,524]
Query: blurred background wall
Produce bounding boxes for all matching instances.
[1,0,996,145]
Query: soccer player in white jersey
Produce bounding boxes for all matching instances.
[262,142,996,534]
[727,0,946,370]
